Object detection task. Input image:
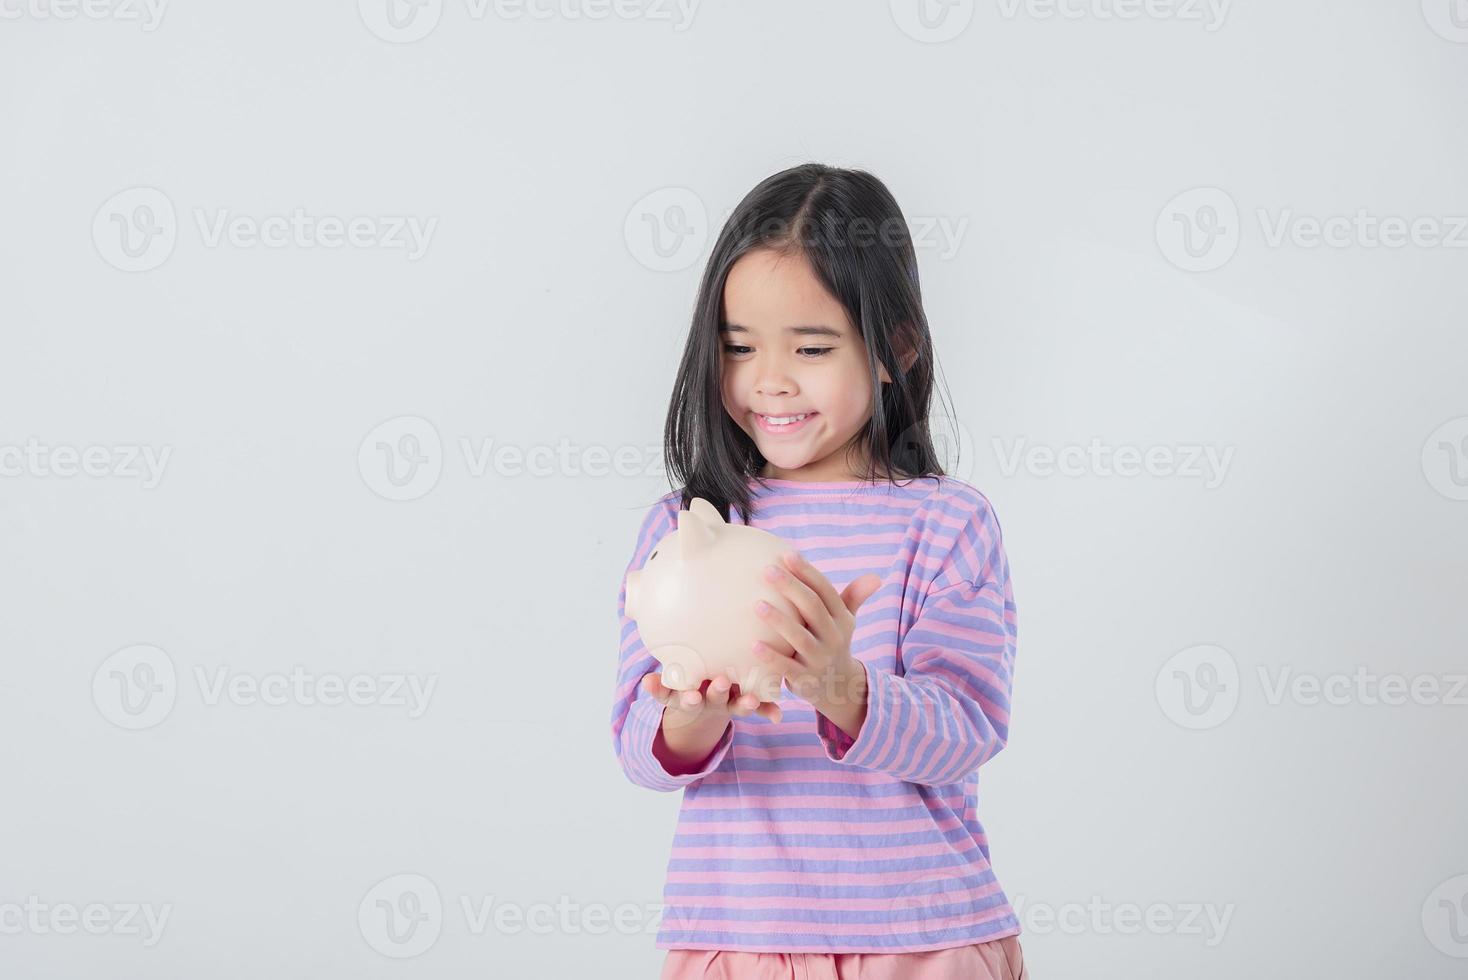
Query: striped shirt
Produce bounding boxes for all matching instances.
[610,474,1022,953]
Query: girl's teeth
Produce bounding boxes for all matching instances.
[765,414,808,425]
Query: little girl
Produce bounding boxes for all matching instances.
[611,163,1029,980]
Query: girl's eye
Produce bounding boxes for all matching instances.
[722,344,833,359]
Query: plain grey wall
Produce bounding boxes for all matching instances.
[2,1,1465,977]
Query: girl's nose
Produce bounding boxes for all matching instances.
[755,372,795,396]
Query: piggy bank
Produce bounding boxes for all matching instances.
[624,497,794,703]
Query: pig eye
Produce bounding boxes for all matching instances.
[649,550,658,560]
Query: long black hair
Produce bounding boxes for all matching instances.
[660,163,956,524]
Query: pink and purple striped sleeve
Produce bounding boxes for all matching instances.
[815,494,1018,787]
[611,497,736,792]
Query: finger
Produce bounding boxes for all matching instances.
[705,675,733,709]
[728,690,759,718]
[840,573,884,616]
[756,700,783,724]
[766,558,835,642]
[642,672,672,706]
[762,634,799,657]
[675,680,707,710]
[755,598,820,660]
[782,550,848,624]
[751,639,803,679]
[648,672,700,711]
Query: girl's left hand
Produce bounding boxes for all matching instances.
[752,551,882,709]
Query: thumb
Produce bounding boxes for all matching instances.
[841,573,883,615]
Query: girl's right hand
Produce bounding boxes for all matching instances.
[641,671,783,727]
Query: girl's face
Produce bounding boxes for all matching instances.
[719,248,892,482]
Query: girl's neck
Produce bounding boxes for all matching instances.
[755,462,899,485]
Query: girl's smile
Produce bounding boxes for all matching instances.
[752,410,818,435]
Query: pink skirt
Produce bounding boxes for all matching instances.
[660,935,1028,980]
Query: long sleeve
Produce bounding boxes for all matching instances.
[815,493,1018,787]
[610,495,735,792]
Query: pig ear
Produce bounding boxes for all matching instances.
[688,497,725,527]
[676,502,719,559]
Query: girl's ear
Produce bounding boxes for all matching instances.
[879,323,919,383]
